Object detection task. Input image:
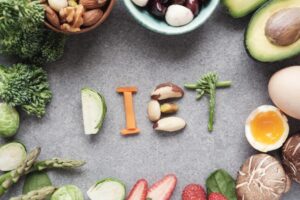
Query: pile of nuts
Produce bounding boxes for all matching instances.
[42,0,108,32]
[131,0,209,27]
[147,83,186,132]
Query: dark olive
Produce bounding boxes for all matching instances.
[148,0,167,18]
[185,0,201,15]
[201,0,210,5]
[172,0,186,5]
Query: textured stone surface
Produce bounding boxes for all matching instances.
[1,1,300,199]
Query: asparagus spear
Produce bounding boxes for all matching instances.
[10,186,56,200]
[32,158,86,171]
[185,72,231,132]
[0,147,41,197]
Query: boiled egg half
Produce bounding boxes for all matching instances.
[245,105,289,152]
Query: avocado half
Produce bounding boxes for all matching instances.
[245,0,300,62]
[223,0,268,18]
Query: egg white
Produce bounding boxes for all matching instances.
[245,105,289,152]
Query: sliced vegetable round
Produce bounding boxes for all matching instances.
[0,142,26,171]
[81,88,107,135]
[51,185,84,200]
[0,103,20,138]
[87,178,126,200]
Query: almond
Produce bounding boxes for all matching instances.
[80,0,106,9]
[151,82,184,100]
[153,117,186,132]
[44,5,60,28]
[83,9,103,26]
[147,100,161,122]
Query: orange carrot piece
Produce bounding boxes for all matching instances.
[116,87,140,135]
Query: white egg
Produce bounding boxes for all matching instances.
[165,5,194,27]
[245,105,289,152]
[269,66,300,120]
[48,0,68,12]
[131,0,149,7]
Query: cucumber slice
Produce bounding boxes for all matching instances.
[0,142,27,171]
[81,88,107,135]
[87,178,126,200]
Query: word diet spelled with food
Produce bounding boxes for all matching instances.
[1,0,300,199]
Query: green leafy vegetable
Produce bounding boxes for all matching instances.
[184,72,231,132]
[23,172,52,195]
[206,169,237,200]
[0,0,66,65]
[0,146,85,197]
[0,103,19,138]
[51,185,84,200]
[0,63,52,117]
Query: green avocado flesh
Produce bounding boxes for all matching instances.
[223,0,268,18]
[246,0,300,62]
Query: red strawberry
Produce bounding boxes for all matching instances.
[147,174,177,200]
[208,193,227,200]
[182,184,206,200]
[127,179,148,200]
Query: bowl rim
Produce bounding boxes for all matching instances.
[123,0,220,35]
[44,0,116,35]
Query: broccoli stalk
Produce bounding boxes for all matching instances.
[0,64,52,117]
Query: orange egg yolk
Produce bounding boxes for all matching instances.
[250,111,285,144]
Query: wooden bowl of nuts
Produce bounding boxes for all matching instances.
[43,0,116,34]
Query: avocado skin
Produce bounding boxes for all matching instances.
[222,0,268,18]
[245,0,300,62]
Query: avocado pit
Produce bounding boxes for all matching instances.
[265,7,300,46]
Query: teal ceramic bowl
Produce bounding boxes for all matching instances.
[123,0,219,35]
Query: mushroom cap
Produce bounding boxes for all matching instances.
[282,133,300,183]
[236,154,288,200]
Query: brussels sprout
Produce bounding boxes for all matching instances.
[0,103,19,138]
[51,185,83,200]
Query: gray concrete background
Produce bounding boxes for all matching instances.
[1,1,300,199]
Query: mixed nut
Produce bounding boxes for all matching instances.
[131,0,209,27]
[43,0,108,32]
[147,82,186,132]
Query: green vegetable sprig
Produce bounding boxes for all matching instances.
[0,147,86,198]
[0,0,66,65]
[184,72,231,132]
[206,169,237,200]
[0,63,52,117]
[11,186,56,200]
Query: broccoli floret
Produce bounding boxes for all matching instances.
[0,63,52,117]
[0,0,67,65]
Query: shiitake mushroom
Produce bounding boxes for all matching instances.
[282,133,300,183]
[236,154,290,200]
